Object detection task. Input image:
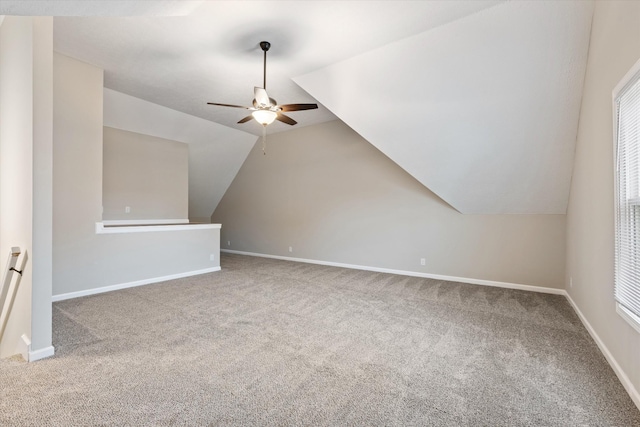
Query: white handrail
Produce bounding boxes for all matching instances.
[0,247,23,343]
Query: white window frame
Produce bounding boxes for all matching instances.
[613,56,640,334]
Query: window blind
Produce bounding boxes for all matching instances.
[615,70,640,321]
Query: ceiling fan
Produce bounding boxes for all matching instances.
[207,41,318,128]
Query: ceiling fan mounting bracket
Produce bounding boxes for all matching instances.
[260,41,271,52]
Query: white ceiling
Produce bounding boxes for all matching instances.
[49,0,502,135]
[1,1,595,215]
[0,1,203,16]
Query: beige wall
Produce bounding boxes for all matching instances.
[213,120,565,289]
[0,16,53,359]
[30,16,54,358]
[103,126,188,220]
[54,53,219,297]
[566,0,640,407]
[0,16,34,359]
[53,53,104,294]
[102,89,257,224]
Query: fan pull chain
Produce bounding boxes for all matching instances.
[262,125,267,155]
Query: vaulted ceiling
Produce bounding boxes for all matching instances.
[294,1,594,214]
[0,0,595,215]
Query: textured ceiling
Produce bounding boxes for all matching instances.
[295,1,594,214]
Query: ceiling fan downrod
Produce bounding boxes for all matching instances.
[260,41,270,90]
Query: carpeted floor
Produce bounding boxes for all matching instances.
[1,253,639,426]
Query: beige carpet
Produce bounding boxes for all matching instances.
[1,253,639,426]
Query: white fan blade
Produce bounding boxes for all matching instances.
[254,87,271,106]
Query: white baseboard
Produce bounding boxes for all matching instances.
[18,334,55,362]
[52,267,221,302]
[220,249,565,295]
[564,292,640,411]
[28,345,55,362]
[17,334,31,362]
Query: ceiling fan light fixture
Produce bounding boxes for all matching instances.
[252,109,277,126]
[206,41,318,131]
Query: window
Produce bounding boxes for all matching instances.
[614,58,640,333]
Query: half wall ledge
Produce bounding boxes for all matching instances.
[95,222,221,234]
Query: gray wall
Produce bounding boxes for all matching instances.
[566,0,640,406]
[103,126,188,220]
[213,120,565,289]
[53,53,219,297]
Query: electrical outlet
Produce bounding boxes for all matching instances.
[420,258,426,266]
[210,254,215,261]
[227,241,231,246]
[570,277,573,288]
[125,206,130,213]
[288,246,293,253]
